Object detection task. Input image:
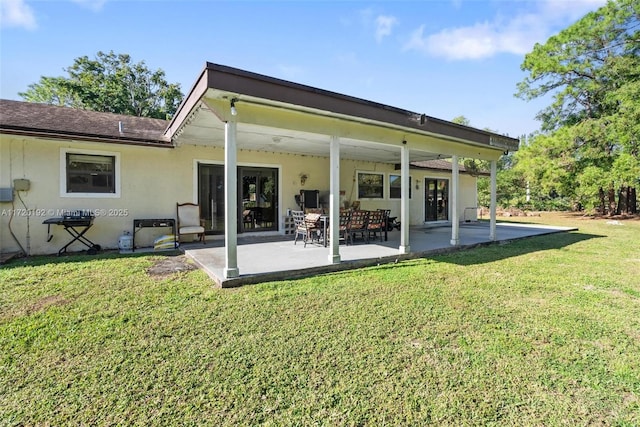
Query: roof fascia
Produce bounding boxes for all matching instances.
[166,62,520,151]
[1,127,173,148]
[164,64,211,140]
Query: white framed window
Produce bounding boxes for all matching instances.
[357,171,384,199]
[389,174,412,199]
[60,148,120,198]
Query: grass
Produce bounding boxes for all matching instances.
[1,213,639,426]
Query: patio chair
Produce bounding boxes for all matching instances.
[338,209,351,244]
[367,210,386,242]
[242,209,254,229]
[292,210,321,247]
[176,202,206,244]
[305,212,322,237]
[347,210,369,244]
[305,207,324,215]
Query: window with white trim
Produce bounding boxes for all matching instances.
[357,172,384,199]
[61,148,120,198]
[389,174,412,199]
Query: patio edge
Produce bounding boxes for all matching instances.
[184,226,577,288]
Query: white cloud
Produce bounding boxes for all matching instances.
[359,8,398,43]
[540,0,607,21]
[375,15,398,43]
[404,0,607,60]
[0,0,37,30]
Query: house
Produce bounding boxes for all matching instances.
[0,62,519,276]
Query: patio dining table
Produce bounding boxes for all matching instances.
[317,211,389,247]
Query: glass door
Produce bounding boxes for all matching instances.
[239,167,278,232]
[198,163,225,234]
[198,164,279,234]
[424,178,449,222]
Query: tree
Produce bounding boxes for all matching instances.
[20,51,184,119]
[515,0,639,213]
[513,129,577,205]
[448,115,526,209]
[449,115,486,176]
[451,115,471,126]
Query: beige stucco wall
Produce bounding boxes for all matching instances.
[1,134,479,255]
[339,159,478,224]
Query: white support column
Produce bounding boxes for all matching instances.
[399,143,410,254]
[329,136,341,264]
[224,120,239,278]
[450,155,459,246]
[489,159,497,241]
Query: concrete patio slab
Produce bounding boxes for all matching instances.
[183,221,576,287]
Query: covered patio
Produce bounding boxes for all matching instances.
[183,221,576,287]
[166,63,522,282]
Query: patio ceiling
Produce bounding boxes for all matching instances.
[172,98,438,163]
[166,63,519,164]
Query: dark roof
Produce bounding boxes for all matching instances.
[0,99,171,147]
[167,62,520,153]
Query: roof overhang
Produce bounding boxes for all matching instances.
[1,127,173,148]
[165,63,519,163]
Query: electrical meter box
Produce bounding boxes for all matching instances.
[13,179,30,191]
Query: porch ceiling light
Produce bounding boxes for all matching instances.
[230,98,238,116]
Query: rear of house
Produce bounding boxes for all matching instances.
[0,63,518,258]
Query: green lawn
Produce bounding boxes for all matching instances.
[1,213,639,426]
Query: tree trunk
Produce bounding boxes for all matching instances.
[598,187,606,214]
[630,187,637,214]
[617,187,627,215]
[608,186,616,216]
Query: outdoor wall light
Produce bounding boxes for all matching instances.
[230,98,238,116]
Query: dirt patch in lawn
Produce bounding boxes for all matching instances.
[29,294,69,314]
[2,294,70,322]
[146,255,198,278]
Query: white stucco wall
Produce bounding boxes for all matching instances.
[1,135,479,255]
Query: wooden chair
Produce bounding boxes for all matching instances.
[366,210,386,242]
[347,210,369,244]
[292,211,321,247]
[176,202,206,244]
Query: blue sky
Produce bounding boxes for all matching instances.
[1,0,606,137]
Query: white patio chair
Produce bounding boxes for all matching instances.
[176,202,206,243]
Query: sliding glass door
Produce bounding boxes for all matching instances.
[425,178,449,222]
[239,167,278,232]
[198,163,278,234]
[198,164,225,234]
